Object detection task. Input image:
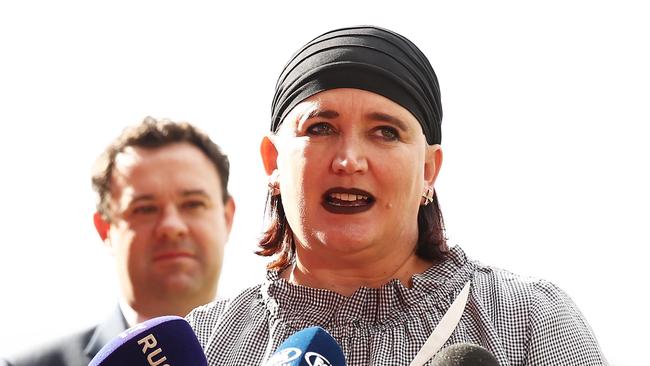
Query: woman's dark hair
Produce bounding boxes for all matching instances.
[257,191,448,270]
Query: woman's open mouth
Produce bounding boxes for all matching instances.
[322,187,375,214]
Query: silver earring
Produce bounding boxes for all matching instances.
[268,170,280,196]
[421,186,434,206]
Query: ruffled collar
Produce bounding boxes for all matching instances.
[261,246,475,329]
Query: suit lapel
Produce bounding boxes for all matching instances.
[83,306,128,360]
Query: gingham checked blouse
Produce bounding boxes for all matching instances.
[187,246,607,365]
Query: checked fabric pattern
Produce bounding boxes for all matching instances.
[187,246,607,365]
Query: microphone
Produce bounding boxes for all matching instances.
[264,326,346,366]
[430,343,498,366]
[89,315,207,366]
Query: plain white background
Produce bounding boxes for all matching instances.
[0,1,648,364]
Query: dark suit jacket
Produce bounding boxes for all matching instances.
[6,307,127,366]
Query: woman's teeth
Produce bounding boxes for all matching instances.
[327,193,372,207]
[329,192,369,202]
[322,190,375,213]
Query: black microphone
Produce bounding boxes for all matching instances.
[263,326,346,366]
[430,343,498,366]
[89,315,207,366]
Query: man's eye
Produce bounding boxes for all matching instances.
[132,205,158,215]
[182,200,207,210]
[373,126,399,141]
[306,122,335,136]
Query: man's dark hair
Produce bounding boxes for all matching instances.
[92,116,230,221]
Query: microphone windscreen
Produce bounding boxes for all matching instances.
[430,343,498,366]
[264,326,346,366]
[89,315,207,366]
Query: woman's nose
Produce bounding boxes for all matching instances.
[154,204,189,241]
[331,139,368,175]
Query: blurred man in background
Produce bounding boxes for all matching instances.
[6,117,235,366]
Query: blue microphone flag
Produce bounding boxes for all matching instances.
[264,326,346,366]
[89,315,207,366]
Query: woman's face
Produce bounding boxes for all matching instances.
[262,88,441,258]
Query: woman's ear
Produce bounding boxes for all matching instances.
[424,144,443,186]
[260,135,279,175]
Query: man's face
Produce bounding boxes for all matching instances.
[99,142,234,317]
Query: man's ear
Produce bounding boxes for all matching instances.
[223,197,236,237]
[93,212,110,242]
[260,135,279,175]
[424,144,443,187]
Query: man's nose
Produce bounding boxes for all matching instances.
[154,204,189,241]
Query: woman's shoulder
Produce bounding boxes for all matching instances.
[456,246,589,330]
[434,246,564,300]
[465,254,607,364]
[186,284,266,347]
[469,256,581,314]
[473,260,560,294]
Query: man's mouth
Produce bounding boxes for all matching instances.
[322,187,375,214]
[153,251,195,262]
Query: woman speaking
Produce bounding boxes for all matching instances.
[188,26,606,365]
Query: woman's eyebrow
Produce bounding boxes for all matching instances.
[305,109,339,120]
[367,112,409,131]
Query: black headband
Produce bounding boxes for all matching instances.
[271,25,443,145]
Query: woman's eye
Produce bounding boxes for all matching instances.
[373,126,399,141]
[306,122,335,136]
